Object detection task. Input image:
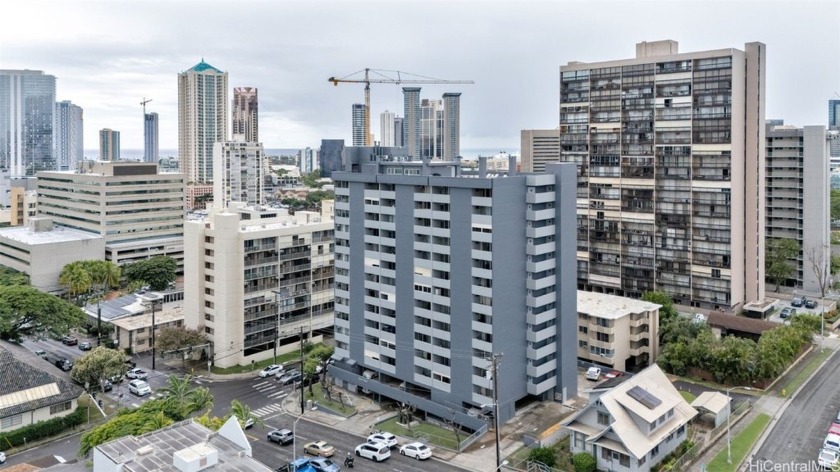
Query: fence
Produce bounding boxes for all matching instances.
[667,400,752,471]
[457,423,488,451]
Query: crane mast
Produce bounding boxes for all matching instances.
[329,69,474,147]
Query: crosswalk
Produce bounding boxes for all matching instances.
[252,403,284,417]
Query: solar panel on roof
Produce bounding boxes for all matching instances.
[627,385,662,409]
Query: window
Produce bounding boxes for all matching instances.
[597,411,610,426]
[578,340,588,348]
[50,401,72,415]
[650,444,659,458]
[1,414,22,428]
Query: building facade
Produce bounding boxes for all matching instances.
[520,129,560,173]
[37,161,186,268]
[403,87,421,157]
[99,128,120,161]
[380,110,396,146]
[329,157,578,426]
[576,291,660,372]
[54,100,83,171]
[213,141,265,209]
[178,60,228,184]
[299,147,316,174]
[830,99,840,158]
[0,70,56,177]
[318,139,345,179]
[233,87,259,143]
[9,186,37,226]
[765,123,831,292]
[144,112,159,163]
[393,117,405,147]
[559,40,766,311]
[183,204,335,368]
[442,93,461,161]
[352,104,367,146]
[419,98,443,159]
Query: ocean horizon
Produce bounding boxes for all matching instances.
[85,147,520,161]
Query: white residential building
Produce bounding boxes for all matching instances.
[183,203,335,368]
[54,100,83,171]
[178,60,228,184]
[380,110,396,147]
[213,141,265,209]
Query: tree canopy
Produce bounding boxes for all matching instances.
[765,238,799,292]
[59,260,121,301]
[0,286,86,342]
[155,326,207,353]
[0,266,29,286]
[123,256,177,291]
[70,347,127,389]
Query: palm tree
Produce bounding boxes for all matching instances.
[59,262,92,303]
[189,386,214,415]
[158,375,195,418]
[230,399,262,428]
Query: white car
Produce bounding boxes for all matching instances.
[126,368,148,380]
[819,448,839,469]
[0,450,5,463]
[355,441,391,462]
[258,364,283,378]
[128,379,151,396]
[367,432,398,448]
[399,442,431,460]
[586,367,601,381]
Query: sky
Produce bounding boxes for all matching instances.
[2,0,838,153]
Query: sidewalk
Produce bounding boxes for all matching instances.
[279,386,504,472]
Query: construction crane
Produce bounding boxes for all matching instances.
[328,69,474,146]
[140,97,153,116]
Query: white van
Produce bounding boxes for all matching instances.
[824,433,840,452]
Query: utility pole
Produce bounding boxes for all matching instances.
[299,326,305,414]
[490,353,503,471]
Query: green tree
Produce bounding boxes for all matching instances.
[83,260,121,289]
[831,189,840,222]
[70,347,127,390]
[80,406,174,455]
[300,170,322,188]
[59,262,93,300]
[230,399,261,429]
[194,413,226,431]
[765,238,800,292]
[155,326,207,353]
[0,286,86,341]
[528,447,557,468]
[573,452,596,472]
[123,256,177,291]
[642,290,679,343]
[832,255,840,279]
[0,266,29,286]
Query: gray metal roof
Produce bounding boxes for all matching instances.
[96,420,272,472]
[84,294,147,321]
[0,346,83,419]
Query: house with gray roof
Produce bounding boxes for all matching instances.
[0,346,84,433]
[563,364,697,472]
[93,417,272,472]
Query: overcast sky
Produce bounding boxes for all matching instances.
[2,0,838,153]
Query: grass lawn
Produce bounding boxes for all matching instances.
[680,390,697,403]
[781,347,832,395]
[377,416,461,450]
[706,413,771,472]
[303,383,356,416]
[210,350,305,374]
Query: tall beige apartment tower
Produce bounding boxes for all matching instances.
[559,40,765,311]
[232,87,258,143]
[521,129,560,173]
[178,60,228,184]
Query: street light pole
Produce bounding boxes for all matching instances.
[151,299,157,370]
[489,353,503,471]
[293,406,317,460]
[726,386,751,464]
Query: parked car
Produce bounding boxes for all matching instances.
[586,366,601,381]
[34,349,47,359]
[307,457,340,472]
[126,368,148,380]
[100,380,113,392]
[367,432,398,448]
[124,358,137,369]
[354,441,391,462]
[243,417,254,429]
[0,450,6,463]
[61,336,78,346]
[791,297,803,307]
[79,341,92,351]
[55,358,73,371]
[303,441,335,457]
[824,433,840,453]
[279,458,315,472]
[108,373,124,383]
[128,379,151,396]
[805,299,818,309]
[267,429,294,445]
[819,448,839,469]
[834,410,840,425]
[259,364,284,378]
[278,370,302,385]
[780,307,796,319]
[399,441,432,460]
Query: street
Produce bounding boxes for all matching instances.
[753,348,840,466]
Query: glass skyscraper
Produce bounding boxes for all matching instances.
[0,70,56,177]
[144,112,159,163]
[178,60,228,184]
[54,100,83,171]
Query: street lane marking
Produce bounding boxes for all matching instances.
[252,403,284,417]
[253,381,270,388]
[266,391,288,399]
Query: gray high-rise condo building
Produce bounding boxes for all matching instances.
[0,70,56,177]
[402,87,421,157]
[233,87,258,143]
[54,100,83,171]
[520,129,560,173]
[99,128,120,161]
[318,139,345,178]
[442,93,461,160]
[351,104,366,146]
[329,154,578,428]
[830,99,840,157]
[178,60,228,184]
[144,112,159,163]
[559,40,766,312]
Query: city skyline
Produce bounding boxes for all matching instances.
[1,0,837,151]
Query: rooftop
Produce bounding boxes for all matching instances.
[83,293,166,322]
[109,305,184,331]
[706,312,779,335]
[0,224,101,245]
[0,345,83,418]
[577,291,661,320]
[187,59,223,74]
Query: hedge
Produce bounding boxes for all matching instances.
[0,405,87,451]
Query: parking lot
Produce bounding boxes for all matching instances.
[766,296,829,324]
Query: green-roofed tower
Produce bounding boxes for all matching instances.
[178,59,228,187]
